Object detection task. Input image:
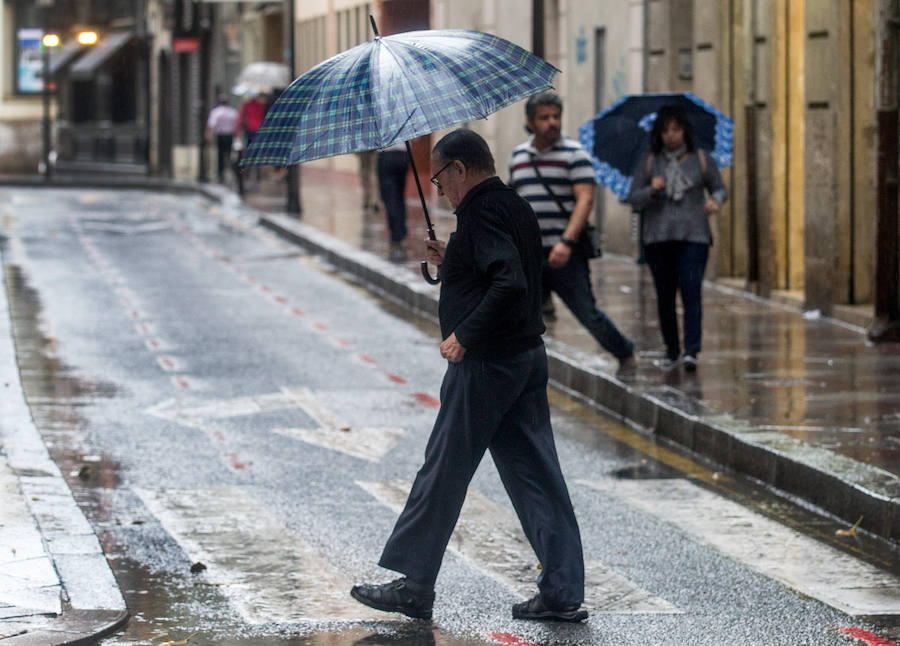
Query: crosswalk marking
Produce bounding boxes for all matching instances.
[357,480,680,614]
[578,478,900,617]
[145,387,407,462]
[134,487,382,623]
[273,425,405,462]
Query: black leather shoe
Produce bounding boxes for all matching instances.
[512,594,588,622]
[350,577,435,619]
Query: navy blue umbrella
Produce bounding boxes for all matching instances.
[578,92,733,200]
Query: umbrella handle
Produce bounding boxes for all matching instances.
[405,140,442,285]
[421,261,441,284]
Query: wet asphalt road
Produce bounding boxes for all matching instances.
[1,186,897,646]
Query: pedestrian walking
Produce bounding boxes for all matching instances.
[205,95,238,183]
[235,94,267,183]
[625,104,728,372]
[509,91,636,373]
[351,129,588,623]
[377,141,410,262]
[235,93,266,147]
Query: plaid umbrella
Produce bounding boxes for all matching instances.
[578,92,733,200]
[242,25,557,284]
[241,29,558,167]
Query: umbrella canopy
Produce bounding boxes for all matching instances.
[241,29,558,167]
[578,92,733,200]
[233,61,291,96]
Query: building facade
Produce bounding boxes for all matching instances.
[0,0,897,332]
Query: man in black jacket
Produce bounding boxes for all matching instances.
[351,129,587,623]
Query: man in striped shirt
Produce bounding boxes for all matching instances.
[509,92,636,372]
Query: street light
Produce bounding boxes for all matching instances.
[77,30,98,45]
[41,32,60,180]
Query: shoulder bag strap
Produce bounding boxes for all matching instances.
[528,153,570,218]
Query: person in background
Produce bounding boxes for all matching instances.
[235,93,267,183]
[235,93,266,148]
[350,129,587,623]
[625,104,728,372]
[509,91,637,374]
[377,141,410,262]
[205,95,238,183]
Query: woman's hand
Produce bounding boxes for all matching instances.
[650,175,666,195]
[704,198,720,215]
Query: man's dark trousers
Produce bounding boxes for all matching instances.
[543,245,634,360]
[376,150,409,242]
[378,344,585,609]
[215,134,233,183]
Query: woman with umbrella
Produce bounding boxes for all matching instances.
[626,104,728,372]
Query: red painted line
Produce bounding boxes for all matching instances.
[334,337,352,348]
[212,430,225,444]
[385,373,407,385]
[412,392,440,408]
[358,354,377,364]
[292,307,306,317]
[489,633,536,646]
[248,276,258,283]
[275,295,288,304]
[172,376,191,390]
[314,322,328,331]
[261,285,272,293]
[837,627,900,646]
[227,452,248,471]
[146,338,161,350]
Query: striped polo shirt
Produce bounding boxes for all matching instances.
[508,135,595,249]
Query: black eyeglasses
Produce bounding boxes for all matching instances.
[429,160,455,189]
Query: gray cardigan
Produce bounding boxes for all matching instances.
[626,149,728,246]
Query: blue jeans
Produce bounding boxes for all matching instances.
[543,247,634,360]
[644,241,709,359]
[377,150,409,242]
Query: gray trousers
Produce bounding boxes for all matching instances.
[378,344,585,609]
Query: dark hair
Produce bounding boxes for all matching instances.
[525,91,563,120]
[649,105,696,154]
[432,129,495,175]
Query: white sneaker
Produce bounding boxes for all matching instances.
[655,357,679,371]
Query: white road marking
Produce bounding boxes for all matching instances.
[273,426,405,462]
[145,387,406,462]
[357,480,680,614]
[134,486,382,623]
[578,478,900,617]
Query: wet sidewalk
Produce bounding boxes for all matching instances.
[241,165,900,545]
[0,268,127,644]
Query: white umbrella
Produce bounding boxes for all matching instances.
[233,62,290,96]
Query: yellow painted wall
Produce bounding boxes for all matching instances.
[769,0,804,291]
[787,0,805,290]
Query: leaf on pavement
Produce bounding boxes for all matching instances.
[160,633,198,645]
[835,515,863,537]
